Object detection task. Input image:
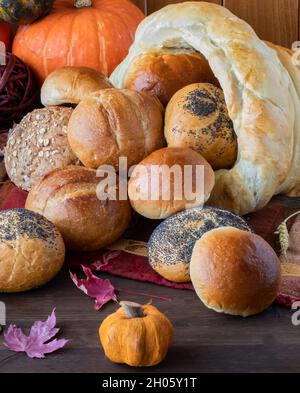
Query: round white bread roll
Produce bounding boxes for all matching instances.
[111,2,300,215]
[128,147,215,220]
[4,107,78,191]
[41,66,113,106]
[190,227,281,317]
[0,208,65,293]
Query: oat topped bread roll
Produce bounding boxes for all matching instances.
[124,50,218,106]
[111,2,300,215]
[4,107,78,191]
[41,66,113,106]
[165,83,237,170]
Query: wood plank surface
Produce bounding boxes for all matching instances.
[132,0,147,13]
[224,0,299,47]
[0,269,299,373]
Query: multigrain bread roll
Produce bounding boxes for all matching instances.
[111,2,300,214]
[190,227,281,317]
[41,66,113,106]
[0,209,65,293]
[128,147,215,220]
[165,83,237,170]
[4,107,78,191]
[25,166,132,251]
[67,89,165,170]
[124,51,218,106]
[148,207,251,283]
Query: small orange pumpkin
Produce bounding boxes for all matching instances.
[12,0,144,83]
[99,301,173,367]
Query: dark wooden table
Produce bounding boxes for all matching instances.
[0,268,299,373]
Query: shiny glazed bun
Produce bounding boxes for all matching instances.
[128,147,215,220]
[124,51,218,106]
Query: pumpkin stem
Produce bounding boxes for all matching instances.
[120,301,145,318]
[74,0,92,8]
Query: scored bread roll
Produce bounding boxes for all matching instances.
[67,88,165,170]
[124,51,218,106]
[41,66,113,106]
[0,208,65,293]
[148,207,251,283]
[25,166,132,251]
[165,83,237,170]
[4,107,78,191]
[190,227,281,317]
[128,147,215,220]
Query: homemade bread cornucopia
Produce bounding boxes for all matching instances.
[111,1,300,215]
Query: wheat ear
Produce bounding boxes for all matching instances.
[274,210,300,257]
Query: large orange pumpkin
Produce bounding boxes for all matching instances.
[12,0,144,83]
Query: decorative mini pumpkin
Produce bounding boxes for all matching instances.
[0,0,54,24]
[99,301,173,367]
[12,0,144,83]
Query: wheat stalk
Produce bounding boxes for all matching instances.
[274,210,300,257]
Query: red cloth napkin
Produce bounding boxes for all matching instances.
[1,183,300,306]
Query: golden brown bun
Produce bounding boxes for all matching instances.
[67,88,165,170]
[124,51,218,106]
[165,83,237,170]
[4,107,78,191]
[41,66,113,106]
[128,147,215,220]
[190,227,281,317]
[25,166,132,251]
[0,209,65,293]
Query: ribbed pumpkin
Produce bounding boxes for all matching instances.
[12,0,144,83]
[0,0,54,24]
[99,302,174,367]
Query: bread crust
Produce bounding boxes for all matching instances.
[67,88,165,169]
[41,66,113,106]
[124,51,218,105]
[4,107,77,191]
[128,147,215,219]
[148,207,251,283]
[165,83,237,170]
[111,2,299,214]
[25,166,132,251]
[190,227,281,317]
[0,209,65,293]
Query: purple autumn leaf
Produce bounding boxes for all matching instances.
[3,309,69,359]
[70,266,117,310]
